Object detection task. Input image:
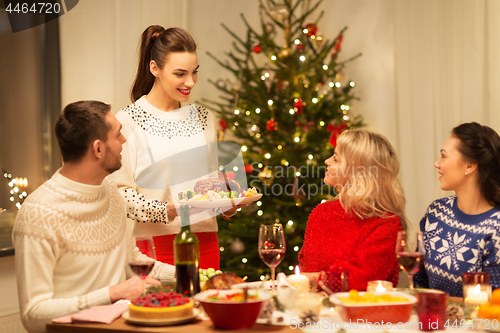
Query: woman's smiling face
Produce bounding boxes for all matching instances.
[434,136,469,191]
[151,51,199,105]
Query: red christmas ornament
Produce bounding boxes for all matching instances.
[253,44,262,53]
[294,98,304,115]
[297,44,303,52]
[332,34,344,57]
[266,119,278,131]
[245,164,254,173]
[304,23,318,37]
[327,123,346,147]
[219,119,227,131]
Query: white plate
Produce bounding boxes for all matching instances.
[178,194,263,209]
[231,280,276,291]
[122,308,200,326]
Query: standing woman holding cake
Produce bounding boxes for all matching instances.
[110,26,239,269]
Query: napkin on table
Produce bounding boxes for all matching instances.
[52,300,130,324]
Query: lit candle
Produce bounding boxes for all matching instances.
[466,284,489,305]
[376,282,386,292]
[366,280,393,293]
[287,266,310,294]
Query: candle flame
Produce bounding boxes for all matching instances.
[375,283,386,293]
[295,265,301,275]
[474,284,481,294]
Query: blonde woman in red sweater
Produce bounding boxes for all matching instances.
[299,129,407,291]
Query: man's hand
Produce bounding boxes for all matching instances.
[109,276,161,302]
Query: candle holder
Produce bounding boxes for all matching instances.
[294,293,323,323]
[367,280,393,293]
[462,272,491,318]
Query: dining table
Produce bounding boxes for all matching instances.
[45,316,294,333]
[46,296,473,333]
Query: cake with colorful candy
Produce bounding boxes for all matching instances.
[129,291,193,319]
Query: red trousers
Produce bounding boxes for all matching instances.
[138,232,220,270]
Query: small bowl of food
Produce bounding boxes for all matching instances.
[330,290,417,323]
[193,289,272,329]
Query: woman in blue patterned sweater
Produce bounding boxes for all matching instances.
[414,122,500,296]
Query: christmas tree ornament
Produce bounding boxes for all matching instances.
[215,78,227,89]
[219,119,228,131]
[327,123,346,147]
[258,166,274,186]
[278,47,291,58]
[253,44,262,54]
[332,33,344,58]
[312,34,324,48]
[297,44,303,52]
[266,119,278,131]
[270,4,290,23]
[232,80,243,92]
[264,22,276,36]
[230,238,245,254]
[294,98,305,115]
[303,23,318,37]
[245,164,254,173]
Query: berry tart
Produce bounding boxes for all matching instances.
[129,291,193,320]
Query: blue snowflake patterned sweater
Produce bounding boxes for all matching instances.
[413,196,500,296]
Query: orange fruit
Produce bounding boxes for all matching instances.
[478,304,491,319]
[491,289,500,305]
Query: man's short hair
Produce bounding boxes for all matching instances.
[55,101,111,163]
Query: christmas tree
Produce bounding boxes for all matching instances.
[200,0,362,280]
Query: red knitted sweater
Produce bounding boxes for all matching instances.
[298,200,402,291]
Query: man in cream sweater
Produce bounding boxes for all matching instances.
[12,101,175,333]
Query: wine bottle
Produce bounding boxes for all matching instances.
[174,205,201,296]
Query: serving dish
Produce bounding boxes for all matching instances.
[330,291,417,323]
[177,194,262,209]
[193,289,271,329]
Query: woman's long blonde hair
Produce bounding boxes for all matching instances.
[334,129,407,231]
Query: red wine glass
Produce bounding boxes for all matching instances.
[396,231,424,290]
[258,224,286,294]
[129,237,156,294]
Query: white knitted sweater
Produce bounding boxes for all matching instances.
[109,97,218,237]
[12,170,175,333]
